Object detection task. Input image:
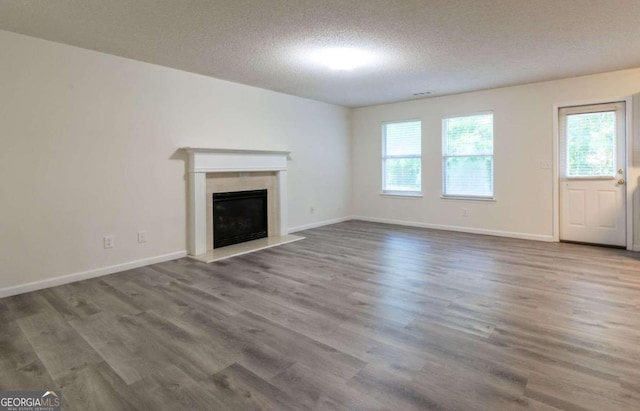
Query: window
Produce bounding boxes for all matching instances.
[382,120,421,195]
[442,112,494,198]
[565,111,616,177]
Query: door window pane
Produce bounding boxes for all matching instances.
[566,111,615,177]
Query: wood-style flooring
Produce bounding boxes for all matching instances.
[1,221,640,410]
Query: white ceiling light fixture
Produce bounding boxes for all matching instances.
[312,47,375,71]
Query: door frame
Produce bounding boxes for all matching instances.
[552,96,634,250]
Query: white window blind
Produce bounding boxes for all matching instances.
[566,111,616,177]
[443,113,493,198]
[382,120,421,194]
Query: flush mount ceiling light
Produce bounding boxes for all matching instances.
[312,47,375,71]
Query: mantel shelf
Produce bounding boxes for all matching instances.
[183,147,291,155]
[183,147,290,173]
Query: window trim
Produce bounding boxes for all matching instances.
[382,119,422,196]
[442,111,494,200]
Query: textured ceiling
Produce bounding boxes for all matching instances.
[1,0,640,107]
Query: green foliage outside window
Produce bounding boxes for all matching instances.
[566,112,615,177]
[443,113,493,197]
[445,115,493,155]
[383,120,421,192]
[384,158,421,191]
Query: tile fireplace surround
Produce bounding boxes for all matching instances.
[183,148,303,262]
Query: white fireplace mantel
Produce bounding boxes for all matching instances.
[183,147,291,257]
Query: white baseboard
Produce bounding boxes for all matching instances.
[288,216,353,233]
[353,216,554,242]
[0,250,187,299]
[632,243,640,252]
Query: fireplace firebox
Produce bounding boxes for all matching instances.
[213,189,268,249]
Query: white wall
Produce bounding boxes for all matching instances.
[0,30,351,293]
[352,69,640,244]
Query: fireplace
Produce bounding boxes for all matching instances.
[213,189,268,248]
[183,148,303,262]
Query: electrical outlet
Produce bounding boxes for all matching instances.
[462,208,468,217]
[103,235,115,249]
[137,231,147,244]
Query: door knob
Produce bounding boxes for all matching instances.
[618,178,625,185]
[618,168,624,174]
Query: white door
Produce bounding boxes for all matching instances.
[559,102,626,247]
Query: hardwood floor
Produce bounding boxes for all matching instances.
[2,220,640,410]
